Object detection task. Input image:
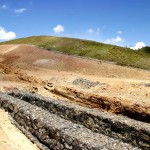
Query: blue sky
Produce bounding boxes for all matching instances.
[0,0,150,49]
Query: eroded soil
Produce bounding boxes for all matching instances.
[0,44,150,149]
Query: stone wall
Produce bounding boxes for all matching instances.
[8,91,150,149]
[0,93,140,150]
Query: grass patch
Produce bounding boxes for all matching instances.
[1,36,150,70]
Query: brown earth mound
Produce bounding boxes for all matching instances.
[0,44,150,149]
[0,44,150,118]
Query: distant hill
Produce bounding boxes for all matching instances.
[1,36,150,70]
[139,46,150,54]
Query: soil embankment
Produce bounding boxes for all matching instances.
[0,44,150,149]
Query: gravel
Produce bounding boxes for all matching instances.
[0,93,142,150]
[73,78,106,89]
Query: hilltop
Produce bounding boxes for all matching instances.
[1,36,150,70]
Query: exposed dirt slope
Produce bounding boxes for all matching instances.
[0,44,150,149]
[0,44,150,111]
[0,44,150,79]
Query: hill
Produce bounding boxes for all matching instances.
[0,41,150,150]
[1,36,150,70]
[139,46,150,54]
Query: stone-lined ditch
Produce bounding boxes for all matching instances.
[0,92,149,149]
[51,87,150,123]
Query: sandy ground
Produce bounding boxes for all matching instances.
[0,44,150,149]
[0,109,39,150]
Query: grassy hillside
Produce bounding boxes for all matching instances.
[139,46,150,54]
[1,36,150,70]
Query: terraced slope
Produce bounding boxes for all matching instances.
[1,92,149,149]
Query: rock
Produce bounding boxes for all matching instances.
[73,78,106,89]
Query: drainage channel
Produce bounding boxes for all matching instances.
[8,91,150,149]
[51,87,150,123]
[0,92,148,149]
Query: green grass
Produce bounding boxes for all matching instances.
[1,36,150,70]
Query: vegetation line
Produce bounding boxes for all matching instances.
[1,36,150,70]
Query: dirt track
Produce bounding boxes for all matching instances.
[0,44,150,148]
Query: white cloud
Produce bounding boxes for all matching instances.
[0,27,16,41]
[14,8,27,13]
[130,42,146,50]
[88,28,94,34]
[53,25,64,33]
[105,36,123,44]
[117,31,123,34]
[1,4,8,10]
[88,28,100,35]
